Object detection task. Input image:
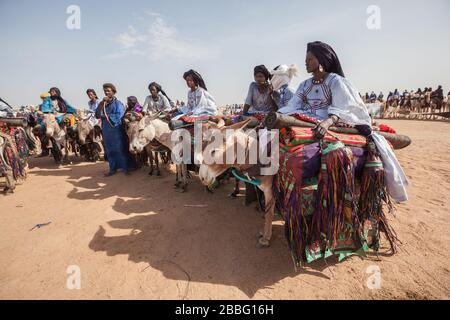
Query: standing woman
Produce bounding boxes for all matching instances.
[96,83,132,177]
[142,82,172,114]
[242,65,277,115]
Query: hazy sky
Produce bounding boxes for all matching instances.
[1,0,449,109]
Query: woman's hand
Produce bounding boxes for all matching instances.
[313,115,338,139]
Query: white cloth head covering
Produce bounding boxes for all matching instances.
[270,64,299,91]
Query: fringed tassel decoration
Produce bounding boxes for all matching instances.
[313,141,360,249]
[14,128,30,159]
[358,140,399,253]
[273,163,310,267]
[14,128,29,177]
[1,132,26,180]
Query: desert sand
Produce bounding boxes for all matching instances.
[0,119,449,300]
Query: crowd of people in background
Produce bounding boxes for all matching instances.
[361,86,448,108]
[1,39,448,180]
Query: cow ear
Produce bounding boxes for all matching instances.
[137,117,149,130]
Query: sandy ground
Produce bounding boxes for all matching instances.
[0,119,449,300]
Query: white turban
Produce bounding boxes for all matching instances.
[270,64,299,91]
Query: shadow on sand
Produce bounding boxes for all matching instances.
[30,156,336,297]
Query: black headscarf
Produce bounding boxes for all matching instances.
[183,69,207,91]
[253,65,272,80]
[148,82,172,103]
[49,87,68,113]
[307,41,345,78]
[127,96,139,107]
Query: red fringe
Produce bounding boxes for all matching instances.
[358,152,399,253]
[312,143,361,248]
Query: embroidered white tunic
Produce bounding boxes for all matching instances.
[278,72,408,202]
[181,87,218,116]
[278,73,372,126]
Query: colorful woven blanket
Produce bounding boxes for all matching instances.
[280,127,367,151]
[274,140,370,266]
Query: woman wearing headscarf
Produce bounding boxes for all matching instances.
[48,87,77,126]
[49,87,77,114]
[126,96,143,113]
[242,65,277,115]
[96,83,132,176]
[271,64,299,109]
[39,92,53,113]
[278,41,408,202]
[172,69,218,120]
[86,89,100,113]
[142,82,171,114]
[279,42,370,126]
[84,89,101,127]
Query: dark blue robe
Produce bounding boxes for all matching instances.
[101,98,131,173]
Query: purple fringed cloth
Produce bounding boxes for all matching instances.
[14,128,30,160]
[273,143,321,263]
[273,139,371,266]
[357,140,399,253]
[309,142,367,263]
[0,132,27,181]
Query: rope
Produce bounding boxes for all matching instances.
[231,168,261,186]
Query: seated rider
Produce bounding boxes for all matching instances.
[44,87,77,126]
[86,89,101,127]
[126,96,143,114]
[171,69,218,121]
[242,65,277,116]
[277,41,408,203]
[142,82,172,115]
[270,64,298,110]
